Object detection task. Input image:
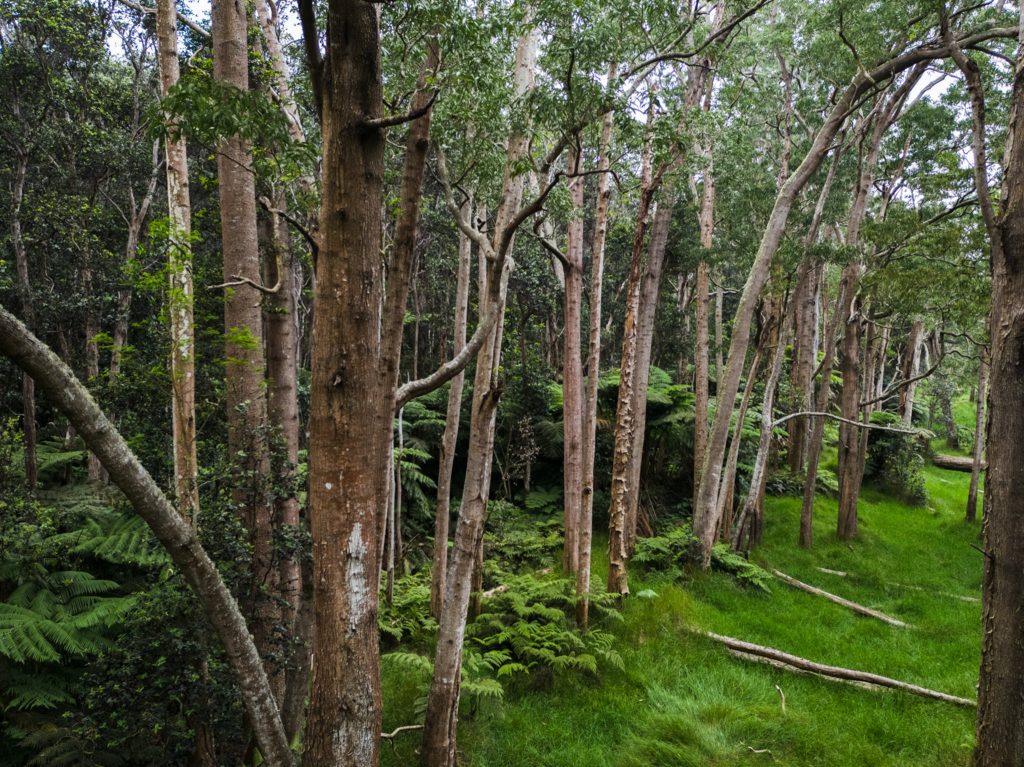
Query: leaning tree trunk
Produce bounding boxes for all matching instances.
[692,51,935,568]
[562,148,585,574]
[0,307,293,767]
[577,81,615,629]
[966,352,988,523]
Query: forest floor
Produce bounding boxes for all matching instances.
[382,430,984,766]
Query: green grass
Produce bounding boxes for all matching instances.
[381,462,984,766]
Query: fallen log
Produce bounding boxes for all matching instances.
[705,631,976,708]
[771,569,909,627]
[932,453,984,472]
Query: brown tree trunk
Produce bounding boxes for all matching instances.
[966,352,988,523]
[212,0,279,697]
[693,211,713,504]
[562,148,585,574]
[0,307,293,767]
[953,22,1024,758]
[303,1,390,763]
[577,82,614,629]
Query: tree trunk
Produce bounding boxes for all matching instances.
[431,200,473,618]
[625,204,672,552]
[692,54,932,568]
[693,210,713,504]
[734,307,790,550]
[110,140,160,379]
[942,31,1024,761]
[11,150,36,491]
[0,307,293,767]
[836,267,864,541]
[799,270,846,547]
[607,100,657,597]
[303,0,390,762]
[898,319,925,425]
[966,353,988,523]
[562,148,585,574]
[212,0,278,694]
[156,0,199,524]
[81,265,104,483]
[421,26,537,767]
[577,79,614,629]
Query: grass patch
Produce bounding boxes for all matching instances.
[382,463,983,766]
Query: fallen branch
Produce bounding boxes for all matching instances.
[771,569,909,627]
[705,631,975,707]
[381,724,423,739]
[816,567,848,577]
[932,454,984,472]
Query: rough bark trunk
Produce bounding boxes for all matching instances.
[693,214,713,504]
[303,0,391,763]
[947,27,1024,761]
[562,148,585,574]
[0,307,293,767]
[577,81,614,629]
[966,353,988,523]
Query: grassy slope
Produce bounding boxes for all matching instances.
[383,425,984,766]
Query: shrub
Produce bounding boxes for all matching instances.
[633,524,773,592]
[864,411,927,505]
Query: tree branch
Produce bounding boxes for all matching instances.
[362,90,439,130]
[771,411,919,434]
[113,0,210,39]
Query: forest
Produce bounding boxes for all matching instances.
[0,0,1022,764]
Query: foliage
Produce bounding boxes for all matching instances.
[378,571,438,646]
[864,412,928,505]
[633,524,773,592]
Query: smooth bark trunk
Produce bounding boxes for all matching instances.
[0,307,293,766]
[577,83,614,629]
